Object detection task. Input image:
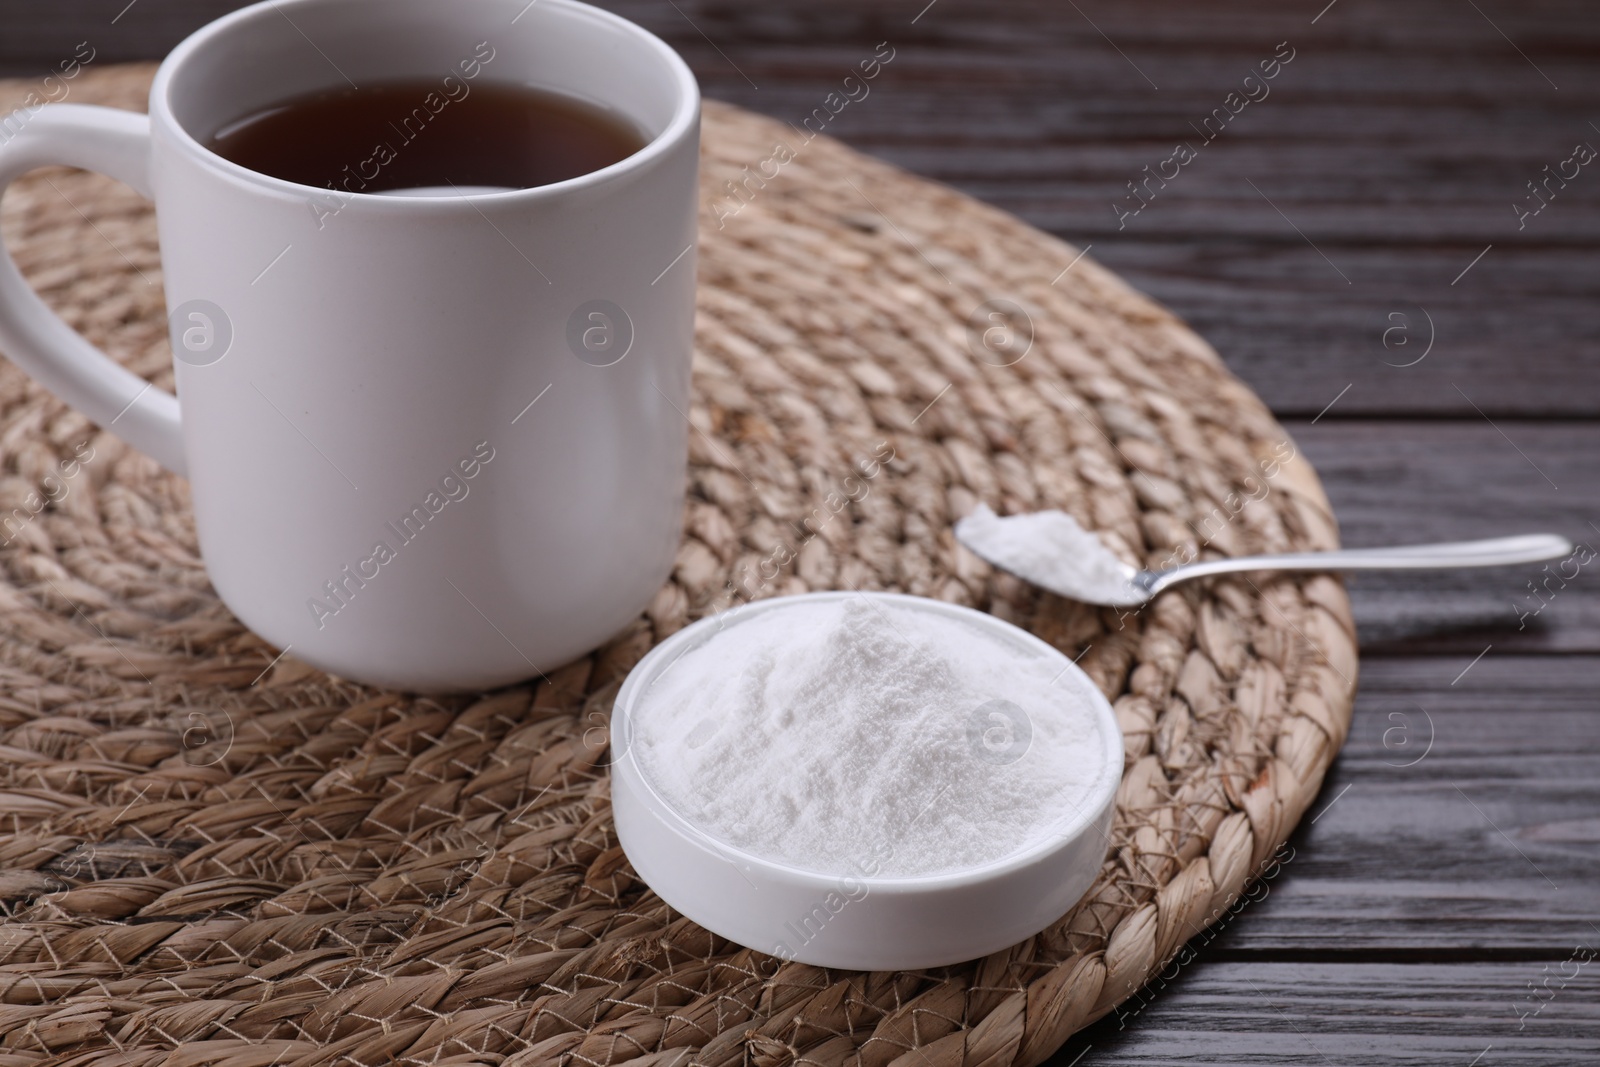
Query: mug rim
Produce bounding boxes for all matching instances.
[148,0,700,206]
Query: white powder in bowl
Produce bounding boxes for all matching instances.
[629,597,1114,878]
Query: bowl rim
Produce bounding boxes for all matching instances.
[612,590,1124,892]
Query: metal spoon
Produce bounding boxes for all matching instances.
[953,505,1574,608]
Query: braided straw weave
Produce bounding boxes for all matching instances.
[0,65,1356,1066]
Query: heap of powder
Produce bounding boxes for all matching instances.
[631,598,1112,878]
[954,503,1142,605]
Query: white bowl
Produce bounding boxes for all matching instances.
[610,591,1123,970]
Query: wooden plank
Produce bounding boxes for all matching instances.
[1286,421,1600,653]
[1207,654,1600,956]
[1046,960,1600,1065]
[1086,243,1600,420]
[0,0,241,72]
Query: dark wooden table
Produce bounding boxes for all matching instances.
[3,1,1598,1062]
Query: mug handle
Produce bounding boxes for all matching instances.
[0,104,185,475]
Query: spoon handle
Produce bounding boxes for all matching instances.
[1148,534,1575,596]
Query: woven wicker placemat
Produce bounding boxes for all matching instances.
[0,65,1356,1067]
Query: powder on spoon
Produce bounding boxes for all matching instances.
[630,597,1114,878]
[954,503,1143,605]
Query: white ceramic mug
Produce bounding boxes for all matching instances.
[0,0,700,691]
